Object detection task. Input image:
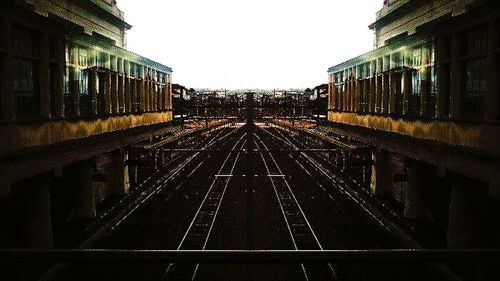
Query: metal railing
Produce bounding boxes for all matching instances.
[1,249,499,263]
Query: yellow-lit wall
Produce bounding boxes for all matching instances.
[0,112,172,154]
[328,112,500,156]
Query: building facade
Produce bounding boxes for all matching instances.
[327,0,500,249]
[0,0,173,249]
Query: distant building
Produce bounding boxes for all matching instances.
[327,0,500,249]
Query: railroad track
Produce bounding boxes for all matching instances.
[264,127,462,281]
[108,126,244,232]
[163,132,248,281]
[254,130,338,281]
[263,127,394,233]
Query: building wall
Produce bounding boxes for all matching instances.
[0,0,176,250]
[0,1,173,157]
[327,1,500,188]
[372,0,477,48]
[31,0,128,47]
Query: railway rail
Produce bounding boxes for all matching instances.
[163,133,248,281]
[254,131,337,281]
[30,123,458,281]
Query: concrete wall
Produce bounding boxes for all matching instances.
[372,0,473,48]
[0,111,172,155]
[31,0,128,47]
[327,111,500,158]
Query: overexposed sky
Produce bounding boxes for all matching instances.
[118,0,381,89]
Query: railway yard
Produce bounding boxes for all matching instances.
[46,122,447,281]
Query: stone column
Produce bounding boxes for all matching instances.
[369,77,375,113]
[118,75,124,113]
[161,84,166,111]
[349,79,354,112]
[130,78,138,113]
[111,74,118,114]
[382,73,390,114]
[345,79,350,112]
[370,149,392,198]
[144,78,150,112]
[388,71,397,115]
[139,79,145,113]
[436,37,448,118]
[365,78,370,113]
[404,159,425,219]
[151,70,156,111]
[124,77,131,113]
[344,75,349,112]
[351,79,356,112]
[163,84,169,110]
[153,80,156,112]
[73,160,96,219]
[89,70,98,115]
[110,150,130,196]
[447,178,480,249]
[150,80,155,112]
[39,32,51,118]
[146,69,151,112]
[420,45,432,117]
[402,69,411,115]
[355,79,361,112]
[70,45,80,117]
[331,81,337,111]
[168,76,173,110]
[375,75,382,113]
[104,71,112,115]
[16,174,54,248]
[342,82,347,112]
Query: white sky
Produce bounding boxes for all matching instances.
[118,0,381,89]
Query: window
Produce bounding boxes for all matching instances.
[13,59,38,116]
[79,49,88,67]
[64,66,77,118]
[394,72,403,116]
[461,26,488,117]
[12,25,39,118]
[97,72,105,114]
[409,48,422,115]
[461,26,488,56]
[393,52,405,68]
[79,70,91,116]
[463,57,486,115]
[12,27,35,57]
[378,58,384,74]
[96,52,105,68]
[156,84,161,111]
[412,48,422,67]
[427,49,437,117]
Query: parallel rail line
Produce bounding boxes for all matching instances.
[163,133,248,281]
[254,130,338,281]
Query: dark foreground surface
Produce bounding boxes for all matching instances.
[52,124,445,281]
